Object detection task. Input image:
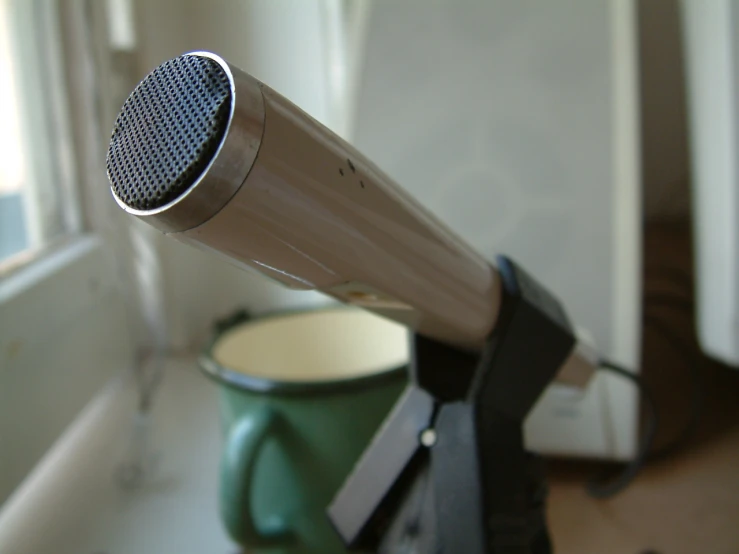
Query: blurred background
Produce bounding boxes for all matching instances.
[0,1,737,553]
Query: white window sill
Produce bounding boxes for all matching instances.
[0,235,133,504]
[0,357,232,554]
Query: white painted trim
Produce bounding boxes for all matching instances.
[0,236,99,301]
[0,235,134,503]
[682,0,739,366]
[5,0,82,249]
[0,379,124,533]
[340,0,372,141]
[602,0,642,459]
[0,359,231,554]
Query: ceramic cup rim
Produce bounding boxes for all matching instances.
[198,307,409,396]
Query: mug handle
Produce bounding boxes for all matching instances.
[219,406,294,547]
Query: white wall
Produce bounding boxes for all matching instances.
[129,0,343,351]
[351,0,642,459]
[134,0,338,126]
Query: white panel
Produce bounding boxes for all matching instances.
[682,0,739,367]
[353,0,641,458]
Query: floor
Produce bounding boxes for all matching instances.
[549,415,739,554]
[548,222,739,554]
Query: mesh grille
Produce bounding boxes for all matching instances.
[106,55,232,211]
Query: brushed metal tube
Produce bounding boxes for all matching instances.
[110,52,503,350]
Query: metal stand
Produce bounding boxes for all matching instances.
[328,257,579,554]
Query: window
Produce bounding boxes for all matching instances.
[0,0,80,266]
[0,0,138,506]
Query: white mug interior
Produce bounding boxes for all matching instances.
[212,308,410,382]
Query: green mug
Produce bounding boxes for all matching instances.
[199,308,409,553]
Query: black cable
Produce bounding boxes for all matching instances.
[585,313,704,497]
[642,313,705,460]
[643,281,705,458]
[584,296,705,499]
[585,360,659,499]
[583,259,701,498]
[640,278,706,458]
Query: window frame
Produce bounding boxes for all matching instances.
[1,0,82,261]
[0,0,138,505]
